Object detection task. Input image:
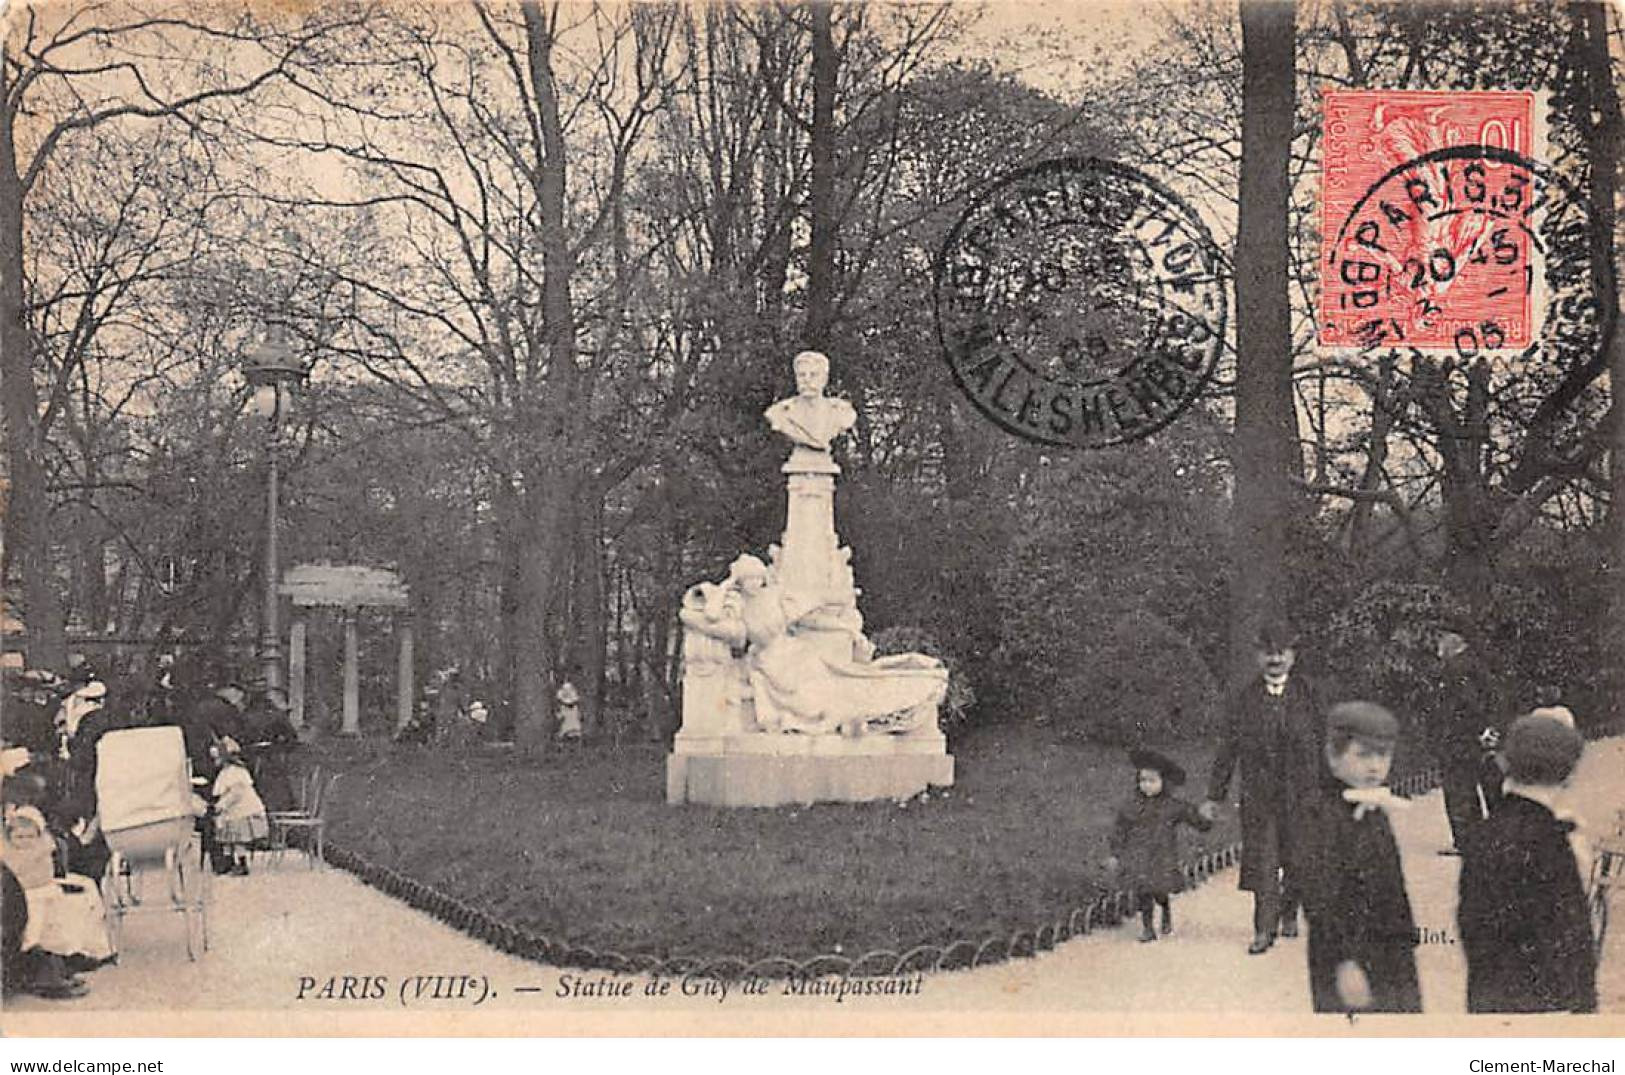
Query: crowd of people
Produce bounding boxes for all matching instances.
[3,624,1609,1015]
[1109,617,1604,1015]
[0,655,296,1000]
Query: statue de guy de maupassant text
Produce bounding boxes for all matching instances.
[666,351,954,806]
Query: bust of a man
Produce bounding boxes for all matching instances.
[764,351,856,461]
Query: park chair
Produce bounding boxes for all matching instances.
[270,770,339,869]
[1587,807,1625,954]
[95,726,209,960]
[269,767,321,826]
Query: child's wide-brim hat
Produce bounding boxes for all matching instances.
[1129,748,1186,787]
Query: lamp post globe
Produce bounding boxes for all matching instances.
[244,324,303,421]
[243,323,303,693]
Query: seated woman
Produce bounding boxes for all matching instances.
[2,762,113,998]
[727,555,946,736]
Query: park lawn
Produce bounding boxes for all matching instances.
[314,723,1240,963]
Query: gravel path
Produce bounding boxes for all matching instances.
[7,739,1621,1025]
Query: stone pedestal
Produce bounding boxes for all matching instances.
[773,463,866,665]
[667,731,954,807]
[776,470,840,595]
[665,354,953,808]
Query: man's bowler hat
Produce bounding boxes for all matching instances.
[1254,617,1299,652]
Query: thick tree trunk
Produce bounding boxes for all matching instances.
[572,487,607,738]
[495,473,522,741]
[514,1,585,752]
[1578,0,1625,722]
[512,475,574,751]
[0,53,67,670]
[1229,0,1298,674]
[1444,361,1497,612]
[804,1,837,352]
[78,523,109,634]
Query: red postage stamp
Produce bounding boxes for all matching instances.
[1320,90,1538,350]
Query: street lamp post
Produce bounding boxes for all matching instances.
[244,323,304,693]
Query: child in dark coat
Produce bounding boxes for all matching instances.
[1105,748,1212,942]
[1457,713,1595,1013]
[1299,701,1421,1014]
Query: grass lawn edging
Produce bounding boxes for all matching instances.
[317,762,1445,981]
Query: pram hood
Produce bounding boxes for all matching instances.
[95,726,195,833]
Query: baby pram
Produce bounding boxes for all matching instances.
[94,726,209,959]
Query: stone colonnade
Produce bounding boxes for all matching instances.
[280,564,412,736]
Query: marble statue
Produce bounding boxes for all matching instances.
[677,581,750,737]
[675,351,947,738]
[727,555,945,736]
[764,351,856,473]
[667,350,955,804]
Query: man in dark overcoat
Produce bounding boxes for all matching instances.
[1427,627,1505,855]
[2,671,62,755]
[241,686,300,814]
[1458,714,1596,1013]
[1202,619,1325,954]
[182,683,248,774]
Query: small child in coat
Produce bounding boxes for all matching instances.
[1299,701,1421,1014]
[1104,748,1212,942]
[210,739,269,876]
[1458,713,1595,1013]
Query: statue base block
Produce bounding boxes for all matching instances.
[666,733,954,807]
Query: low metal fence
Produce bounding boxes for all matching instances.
[319,764,1453,982]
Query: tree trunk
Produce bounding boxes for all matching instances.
[1229,0,1298,674]
[1580,0,1625,721]
[78,522,109,634]
[514,1,585,752]
[804,1,837,352]
[512,475,574,751]
[1346,353,1395,553]
[572,486,608,738]
[608,560,624,707]
[1444,360,1496,610]
[495,473,522,741]
[0,51,67,670]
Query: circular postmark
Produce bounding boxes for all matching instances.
[1325,145,1613,457]
[1326,144,1606,357]
[933,157,1227,449]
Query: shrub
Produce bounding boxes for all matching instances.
[1323,574,1606,738]
[1048,607,1220,743]
[868,625,978,731]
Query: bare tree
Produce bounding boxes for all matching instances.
[1,2,359,667]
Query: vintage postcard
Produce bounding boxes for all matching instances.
[2,0,1623,1043]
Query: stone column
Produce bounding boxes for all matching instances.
[341,610,361,737]
[395,621,414,736]
[778,470,840,596]
[288,615,308,731]
[776,451,861,665]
